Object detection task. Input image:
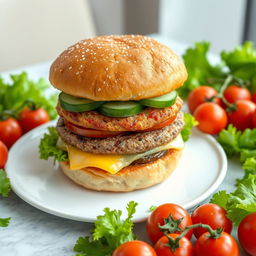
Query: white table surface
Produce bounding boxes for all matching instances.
[0,35,246,255]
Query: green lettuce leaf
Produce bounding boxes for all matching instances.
[243,157,256,174]
[180,42,224,98]
[217,125,241,157]
[221,41,256,72]
[181,113,198,142]
[0,170,11,227]
[39,127,68,162]
[221,41,256,92]
[211,161,256,226]
[0,217,11,227]
[217,125,256,160]
[227,174,256,225]
[74,201,138,256]
[0,169,11,197]
[210,191,230,210]
[0,72,57,119]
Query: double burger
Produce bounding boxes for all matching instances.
[49,35,187,192]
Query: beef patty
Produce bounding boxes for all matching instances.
[56,112,184,154]
[56,97,183,131]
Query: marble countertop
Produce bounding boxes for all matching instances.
[0,36,246,255]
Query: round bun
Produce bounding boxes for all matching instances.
[49,35,187,101]
[60,148,182,192]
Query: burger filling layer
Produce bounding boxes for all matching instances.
[58,134,184,174]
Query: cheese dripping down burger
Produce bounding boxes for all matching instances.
[49,35,187,192]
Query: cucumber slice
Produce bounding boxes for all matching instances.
[59,92,104,112]
[99,101,143,117]
[139,91,178,108]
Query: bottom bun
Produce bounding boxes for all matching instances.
[60,148,183,192]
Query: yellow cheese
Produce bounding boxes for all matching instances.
[67,135,184,174]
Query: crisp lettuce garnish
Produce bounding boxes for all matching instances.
[74,201,138,256]
[217,125,256,161]
[0,217,11,227]
[0,170,11,227]
[181,113,198,142]
[180,41,256,98]
[0,169,11,197]
[180,41,224,98]
[39,127,68,162]
[0,72,57,119]
[221,41,256,92]
[211,173,256,226]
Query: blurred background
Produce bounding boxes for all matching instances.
[0,0,255,71]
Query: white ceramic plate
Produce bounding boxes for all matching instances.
[6,121,227,223]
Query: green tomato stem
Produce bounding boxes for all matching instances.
[175,223,222,242]
[0,110,17,121]
[218,75,235,108]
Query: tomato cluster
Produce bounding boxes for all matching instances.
[112,203,246,256]
[188,85,256,134]
[0,107,49,169]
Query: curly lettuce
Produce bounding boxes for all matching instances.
[74,201,138,256]
[39,127,68,162]
[181,41,256,98]
[181,113,198,142]
[0,72,57,119]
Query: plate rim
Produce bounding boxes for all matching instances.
[6,121,227,223]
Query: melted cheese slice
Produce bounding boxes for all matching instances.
[67,135,184,174]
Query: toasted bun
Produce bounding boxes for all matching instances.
[60,148,182,192]
[49,35,187,101]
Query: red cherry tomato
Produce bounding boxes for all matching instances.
[238,213,256,256]
[0,118,22,148]
[19,107,50,133]
[0,141,8,168]
[191,203,232,239]
[187,86,221,113]
[146,204,193,245]
[224,85,251,103]
[253,110,256,128]
[112,240,157,256]
[252,92,256,104]
[228,100,256,130]
[154,233,194,256]
[194,102,228,134]
[195,231,239,256]
[65,121,124,138]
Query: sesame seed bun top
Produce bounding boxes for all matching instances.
[49,35,187,101]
